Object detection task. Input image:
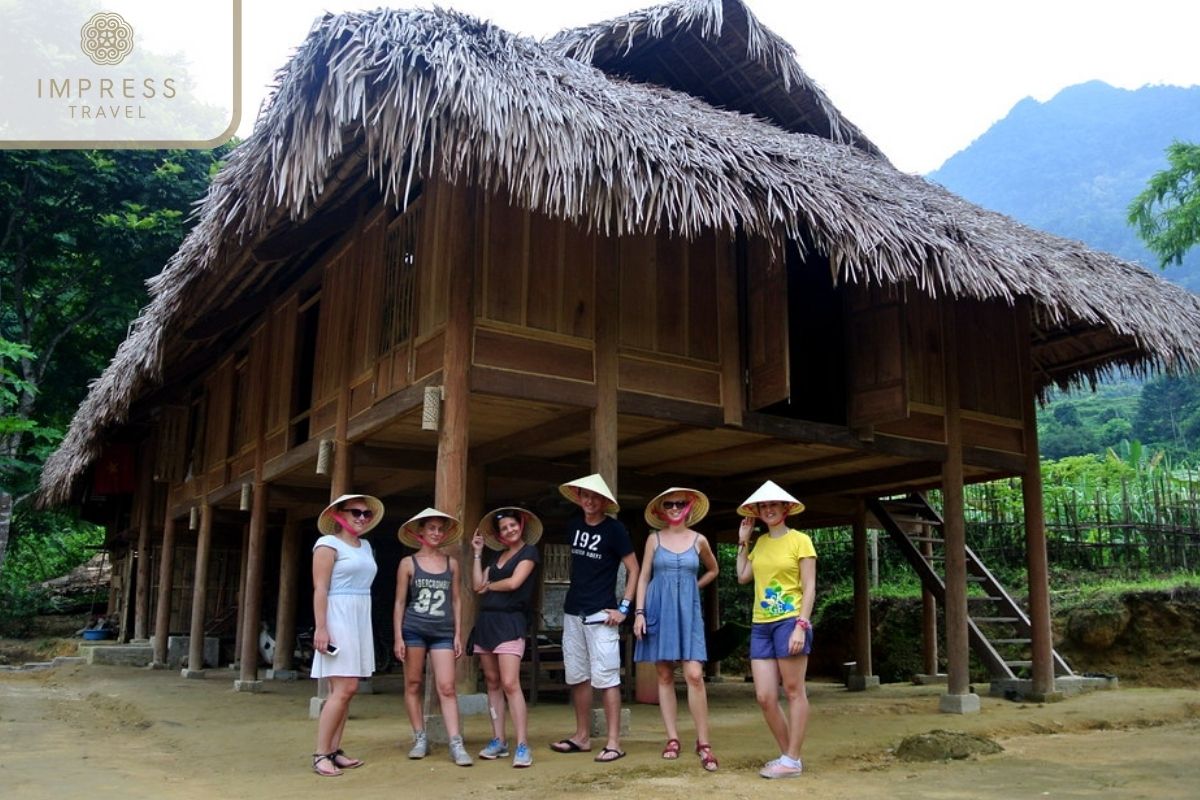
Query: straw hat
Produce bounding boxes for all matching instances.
[398,507,461,549]
[644,487,710,530]
[737,480,805,517]
[478,507,544,551]
[318,494,384,535]
[559,473,620,515]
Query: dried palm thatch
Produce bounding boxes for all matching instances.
[38,0,1200,504]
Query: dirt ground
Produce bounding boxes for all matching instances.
[2,660,1198,800]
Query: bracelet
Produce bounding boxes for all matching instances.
[634,610,645,616]
[473,554,482,559]
[794,617,812,630]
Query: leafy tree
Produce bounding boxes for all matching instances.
[1129,141,1200,268]
[1,147,229,576]
[1133,373,1200,457]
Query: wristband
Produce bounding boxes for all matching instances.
[634,610,645,616]
[794,617,811,630]
[618,599,631,614]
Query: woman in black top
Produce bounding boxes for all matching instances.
[470,507,542,768]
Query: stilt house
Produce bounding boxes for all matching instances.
[40,0,1200,705]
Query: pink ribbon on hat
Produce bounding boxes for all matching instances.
[330,512,363,537]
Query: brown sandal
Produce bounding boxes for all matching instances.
[332,749,363,769]
[312,753,342,777]
[661,738,681,759]
[696,741,718,772]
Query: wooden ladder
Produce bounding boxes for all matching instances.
[866,493,1073,680]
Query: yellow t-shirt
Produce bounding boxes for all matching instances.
[747,529,817,624]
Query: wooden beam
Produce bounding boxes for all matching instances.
[470,410,593,466]
[345,380,430,441]
[186,503,214,673]
[789,462,943,498]
[852,502,873,680]
[617,391,724,428]
[724,450,871,483]
[717,233,744,426]
[251,198,362,262]
[638,438,768,474]
[740,410,948,463]
[471,366,596,408]
[151,513,178,666]
[352,444,438,471]
[593,236,619,489]
[941,302,972,701]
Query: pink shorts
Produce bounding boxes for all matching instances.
[473,638,526,658]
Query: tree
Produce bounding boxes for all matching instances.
[1128,141,1200,268]
[0,147,229,576]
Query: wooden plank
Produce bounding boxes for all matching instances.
[594,239,620,489]
[618,235,656,351]
[745,236,789,409]
[473,328,594,383]
[483,196,526,325]
[655,235,687,356]
[716,233,743,425]
[846,283,908,427]
[413,331,445,383]
[527,211,562,333]
[471,366,596,408]
[616,391,724,428]
[618,355,721,405]
[471,410,594,466]
[688,230,720,362]
[563,225,595,339]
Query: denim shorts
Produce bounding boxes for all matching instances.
[402,628,454,651]
[749,617,813,660]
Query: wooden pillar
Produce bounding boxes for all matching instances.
[703,576,720,680]
[133,448,154,641]
[939,302,977,711]
[717,234,743,426]
[233,520,251,667]
[920,528,940,676]
[593,236,618,490]
[272,513,301,674]
[152,512,178,666]
[237,482,269,686]
[184,503,214,676]
[456,465,485,693]
[1017,300,1057,699]
[849,501,876,689]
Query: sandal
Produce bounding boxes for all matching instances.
[312,752,342,777]
[332,749,363,769]
[661,738,682,760]
[696,741,718,772]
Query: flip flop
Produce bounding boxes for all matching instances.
[594,747,626,763]
[550,738,590,753]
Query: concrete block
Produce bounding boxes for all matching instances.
[938,692,981,714]
[846,674,881,691]
[233,679,263,693]
[166,636,219,668]
[590,707,631,737]
[81,643,153,667]
[309,696,325,720]
[425,714,449,744]
[458,692,489,716]
[265,668,298,681]
[52,656,85,667]
[912,673,948,685]
[181,668,206,679]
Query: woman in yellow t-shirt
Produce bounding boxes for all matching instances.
[734,480,816,780]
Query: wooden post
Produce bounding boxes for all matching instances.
[849,501,877,689]
[236,482,269,688]
[184,502,213,677]
[703,577,720,680]
[939,302,977,712]
[436,184,475,694]
[233,520,251,667]
[133,447,154,641]
[456,465,485,693]
[152,513,178,666]
[1017,300,1058,699]
[272,513,301,675]
[593,235,618,490]
[717,233,744,426]
[920,528,940,677]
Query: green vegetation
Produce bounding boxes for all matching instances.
[1129,141,1200,268]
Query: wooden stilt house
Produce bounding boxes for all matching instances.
[40,0,1200,706]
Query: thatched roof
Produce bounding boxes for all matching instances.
[38,0,1200,504]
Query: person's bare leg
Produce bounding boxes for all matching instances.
[479,653,507,741]
[602,685,622,752]
[314,676,357,774]
[777,654,810,760]
[681,660,710,745]
[430,648,461,737]
[402,646,428,734]
[655,661,680,744]
[750,658,789,753]
[498,653,528,745]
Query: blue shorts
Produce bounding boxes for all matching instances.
[749,618,813,660]
[403,628,454,651]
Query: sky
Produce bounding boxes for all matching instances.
[237,0,1200,175]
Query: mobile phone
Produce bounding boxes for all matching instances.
[325,643,339,656]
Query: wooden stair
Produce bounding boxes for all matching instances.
[866,493,1073,680]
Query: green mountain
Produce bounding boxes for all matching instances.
[927,81,1200,290]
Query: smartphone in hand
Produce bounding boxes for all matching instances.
[325,643,339,656]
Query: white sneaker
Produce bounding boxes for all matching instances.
[512,742,532,768]
[449,735,474,766]
[759,756,803,779]
[408,731,429,759]
[479,738,509,759]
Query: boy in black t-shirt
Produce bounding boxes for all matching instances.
[548,474,639,763]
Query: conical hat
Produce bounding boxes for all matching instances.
[318,494,384,535]
[737,480,805,517]
[559,473,620,514]
[478,507,543,551]
[644,487,709,530]
[398,507,461,549]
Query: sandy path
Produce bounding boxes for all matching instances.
[1,664,1197,799]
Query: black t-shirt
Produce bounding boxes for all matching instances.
[480,543,540,614]
[562,513,634,615]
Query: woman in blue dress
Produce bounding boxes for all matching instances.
[632,487,720,771]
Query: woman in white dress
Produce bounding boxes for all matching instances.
[310,493,384,777]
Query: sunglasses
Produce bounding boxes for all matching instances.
[661,500,690,510]
[343,508,374,520]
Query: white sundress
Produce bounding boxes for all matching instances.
[310,534,377,678]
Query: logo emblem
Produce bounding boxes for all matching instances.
[80,12,134,66]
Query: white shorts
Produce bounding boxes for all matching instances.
[562,614,621,689]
